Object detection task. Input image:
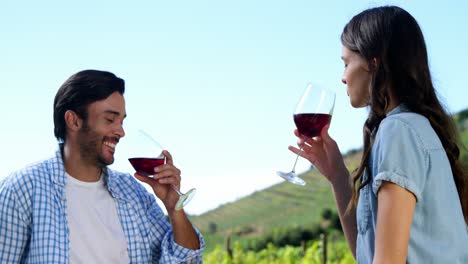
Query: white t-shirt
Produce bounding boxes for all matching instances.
[65,173,130,264]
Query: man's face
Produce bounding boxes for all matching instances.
[77,91,126,167]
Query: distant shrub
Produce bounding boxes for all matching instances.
[458,109,468,121]
[345,148,360,156]
[321,208,333,220]
[208,222,217,234]
[237,208,342,251]
[234,225,256,236]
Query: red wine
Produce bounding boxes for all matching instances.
[294,113,331,138]
[128,157,165,176]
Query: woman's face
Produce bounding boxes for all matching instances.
[341,46,372,108]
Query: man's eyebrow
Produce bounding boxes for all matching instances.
[104,110,127,118]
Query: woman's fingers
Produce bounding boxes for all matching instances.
[288,145,319,165]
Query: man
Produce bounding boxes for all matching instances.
[0,70,204,263]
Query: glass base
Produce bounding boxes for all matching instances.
[175,188,197,211]
[276,171,306,186]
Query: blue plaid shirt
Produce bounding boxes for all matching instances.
[0,147,204,263]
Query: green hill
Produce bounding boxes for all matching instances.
[191,108,468,252]
[189,151,361,252]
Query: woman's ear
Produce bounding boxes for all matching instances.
[64,110,82,132]
[370,57,379,70]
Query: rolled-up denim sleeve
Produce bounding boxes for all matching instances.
[371,117,428,201]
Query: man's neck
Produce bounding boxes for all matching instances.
[62,143,102,182]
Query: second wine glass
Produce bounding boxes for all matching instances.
[126,129,196,211]
[277,83,336,185]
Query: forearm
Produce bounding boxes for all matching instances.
[168,210,200,250]
[330,170,357,258]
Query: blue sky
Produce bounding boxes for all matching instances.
[1,0,467,215]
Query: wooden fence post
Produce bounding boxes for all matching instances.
[301,240,306,256]
[321,233,328,264]
[225,235,233,259]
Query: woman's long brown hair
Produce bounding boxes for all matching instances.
[341,6,467,223]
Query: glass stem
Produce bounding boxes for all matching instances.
[291,136,307,173]
[291,153,300,173]
[171,184,183,196]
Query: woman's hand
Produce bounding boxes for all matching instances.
[288,125,347,184]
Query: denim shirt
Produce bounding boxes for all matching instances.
[0,147,205,263]
[356,105,468,264]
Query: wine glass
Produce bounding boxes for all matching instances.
[125,129,196,211]
[277,83,336,185]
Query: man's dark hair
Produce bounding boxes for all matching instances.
[53,69,125,142]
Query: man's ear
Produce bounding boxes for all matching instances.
[64,110,83,132]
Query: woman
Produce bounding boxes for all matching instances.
[289,6,468,263]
